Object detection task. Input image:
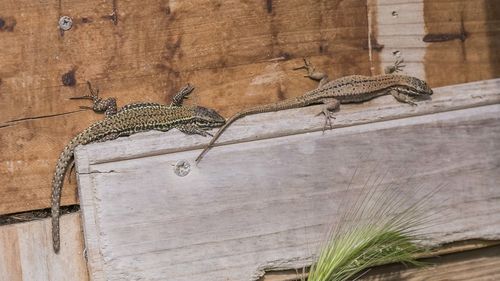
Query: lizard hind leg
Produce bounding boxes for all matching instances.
[293,58,329,88]
[70,81,118,117]
[316,98,340,133]
[171,84,195,106]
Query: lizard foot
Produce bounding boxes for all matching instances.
[293,58,329,86]
[293,58,314,73]
[316,109,336,134]
[384,58,406,74]
[71,82,117,116]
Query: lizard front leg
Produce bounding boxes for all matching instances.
[316,98,340,133]
[294,58,330,88]
[70,82,117,116]
[389,88,418,106]
[171,84,195,107]
[177,124,213,137]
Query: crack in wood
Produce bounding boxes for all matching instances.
[0,110,84,128]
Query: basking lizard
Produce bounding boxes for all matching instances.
[195,59,433,162]
[51,83,225,253]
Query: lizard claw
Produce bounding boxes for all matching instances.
[70,81,100,100]
[293,58,313,71]
[316,109,336,134]
[385,58,406,74]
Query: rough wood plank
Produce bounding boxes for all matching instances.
[423,0,500,87]
[75,80,500,280]
[0,213,88,281]
[361,244,500,280]
[368,0,500,86]
[370,0,428,77]
[3,0,498,216]
[263,244,500,281]
[77,78,500,166]
[0,0,371,215]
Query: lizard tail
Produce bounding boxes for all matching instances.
[51,138,79,253]
[195,98,306,163]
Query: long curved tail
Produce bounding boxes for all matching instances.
[195,98,305,163]
[51,138,79,253]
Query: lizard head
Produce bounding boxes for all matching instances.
[391,75,433,105]
[193,106,226,128]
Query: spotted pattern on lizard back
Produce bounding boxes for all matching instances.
[51,84,225,253]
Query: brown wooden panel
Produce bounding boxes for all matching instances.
[0,0,370,215]
[423,0,500,87]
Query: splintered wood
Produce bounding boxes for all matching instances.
[75,79,500,281]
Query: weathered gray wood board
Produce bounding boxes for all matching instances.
[0,213,88,281]
[75,79,500,281]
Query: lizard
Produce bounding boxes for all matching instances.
[195,59,433,163]
[51,83,225,253]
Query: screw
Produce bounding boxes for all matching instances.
[173,160,191,177]
[59,16,73,31]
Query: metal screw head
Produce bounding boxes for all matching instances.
[59,16,73,31]
[173,160,191,177]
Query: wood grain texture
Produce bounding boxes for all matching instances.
[361,244,500,281]
[0,0,372,215]
[76,78,500,166]
[263,244,500,281]
[423,0,500,87]
[2,0,499,216]
[0,213,88,281]
[75,80,500,281]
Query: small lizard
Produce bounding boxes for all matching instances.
[195,59,433,163]
[51,83,225,253]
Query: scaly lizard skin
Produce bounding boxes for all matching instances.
[195,59,433,162]
[51,83,225,253]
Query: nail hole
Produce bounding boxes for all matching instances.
[392,11,398,17]
[62,69,76,86]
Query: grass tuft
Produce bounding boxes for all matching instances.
[306,181,440,281]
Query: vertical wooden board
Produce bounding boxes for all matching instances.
[76,98,500,280]
[0,213,88,281]
[423,0,500,87]
[0,0,372,215]
[371,0,428,78]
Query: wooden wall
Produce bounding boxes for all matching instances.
[1,0,498,216]
[0,0,499,280]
